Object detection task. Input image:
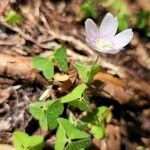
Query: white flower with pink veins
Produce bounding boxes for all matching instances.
[85,13,133,54]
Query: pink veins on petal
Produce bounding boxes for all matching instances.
[85,12,133,54]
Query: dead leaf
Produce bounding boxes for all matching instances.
[0,88,11,104]
[53,73,69,82]
[94,72,124,87]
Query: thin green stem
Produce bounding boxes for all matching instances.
[94,53,100,65]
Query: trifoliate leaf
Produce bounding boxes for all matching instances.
[55,125,68,150]
[13,131,44,150]
[29,102,48,131]
[55,118,91,150]
[65,138,91,150]
[46,100,64,129]
[54,46,68,73]
[57,118,90,140]
[69,93,92,112]
[75,61,100,84]
[29,100,64,131]
[28,136,44,150]
[13,131,29,150]
[68,112,87,130]
[32,56,54,80]
[5,10,22,25]
[83,106,112,139]
[61,83,87,103]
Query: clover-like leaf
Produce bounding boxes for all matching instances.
[46,100,64,129]
[29,100,64,131]
[28,135,44,150]
[54,46,68,73]
[61,83,87,103]
[57,118,90,140]
[13,131,44,150]
[29,102,48,131]
[83,106,112,139]
[69,112,87,130]
[55,118,91,150]
[55,125,68,150]
[69,93,92,112]
[75,61,100,84]
[65,138,91,150]
[32,56,54,80]
[13,131,29,150]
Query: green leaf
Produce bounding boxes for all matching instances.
[13,131,44,150]
[29,102,48,131]
[46,100,64,129]
[32,56,54,80]
[118,14,129,30]
[69,93,92,112]
[56,118,91,150]
[29,136,44,150]
[55,125,68,150]
[5,9,22,25]
[96,106,108,117]
[57,118,90,140]
[61,83,87,103]
[89,125,105,139]
[89,64,101,83]
[75,61,100,84]
[137,11,150,29]
[68,112,87,130]
[13,131,29,150]
[65,138,91,150]
[96,106,113,123]
[54,46,68,73]
[75,62,89,83]
[110,0,130,30]
[29,100,64,131]
[82,106,111,139]
[81,0,97,18]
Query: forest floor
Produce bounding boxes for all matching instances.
[0,0,149,150]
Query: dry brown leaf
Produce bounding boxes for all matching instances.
[53,73,69,82]
[0,88,11,104]
[94,72,124,87]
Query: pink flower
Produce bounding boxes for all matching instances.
[85,13,133,54]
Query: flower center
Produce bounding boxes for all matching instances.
[95,39,112,51]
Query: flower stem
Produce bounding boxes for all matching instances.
[94,53,100,65]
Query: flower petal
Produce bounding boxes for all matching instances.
[99,13,118,38]
[104,48,123,54]
[112,29,133,50]
[86,38,98,51]
[85,18,99,40]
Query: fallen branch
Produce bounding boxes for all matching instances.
[0,53,48,86]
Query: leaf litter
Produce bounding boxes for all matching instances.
[0,0,149,149]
